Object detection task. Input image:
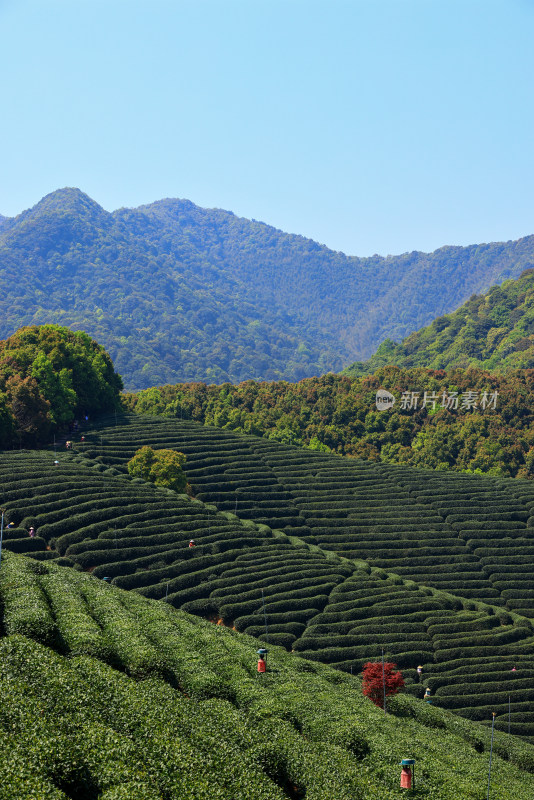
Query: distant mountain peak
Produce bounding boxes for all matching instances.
[2,187,534,389]
[129,196,237,227]
[33,187,107,216]
[14,188,110,228]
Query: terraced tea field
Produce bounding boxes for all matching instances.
[2,551,534,799]
[79,415,534,611]
[1,414,533,740]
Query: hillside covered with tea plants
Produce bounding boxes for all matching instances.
[1,551,533,799]
[2,188,534,388]
[125,366,534,477]
[345,267,534,376]
[2,415,534,742]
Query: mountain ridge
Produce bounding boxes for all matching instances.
[2,188,534,388]
[5,187,530,259]
[345,266,534,376]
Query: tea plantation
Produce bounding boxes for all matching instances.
[1,550,534,799]
[1,414,534,744]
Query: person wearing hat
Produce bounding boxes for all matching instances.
[29,527,35,538]
[189,539,195,547]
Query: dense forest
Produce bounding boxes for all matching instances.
[0,324,122,447]
[346,268,534,376]
[2,188,534,388]
[125,366,534,478]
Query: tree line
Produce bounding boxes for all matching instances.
[124,366,534,478]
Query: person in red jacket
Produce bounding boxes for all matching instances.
[257,656,266,673]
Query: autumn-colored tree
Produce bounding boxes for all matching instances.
[6,375,51,445]
[127,446,187,493]
[361,661,404,708]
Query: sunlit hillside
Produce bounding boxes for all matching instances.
[0,550,533,799]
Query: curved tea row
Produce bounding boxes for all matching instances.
[0,416,533,739]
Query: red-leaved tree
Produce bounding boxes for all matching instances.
[362,661,405,708]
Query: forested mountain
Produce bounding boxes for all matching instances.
[2,187,534,388]
[345,268,534,376]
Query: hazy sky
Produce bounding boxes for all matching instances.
[1,0,533,256]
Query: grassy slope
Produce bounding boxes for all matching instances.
[2,415,534,741]
[1,550,534,800]
[344,268,534,376]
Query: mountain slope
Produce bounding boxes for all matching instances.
[2,551,534,799]
[2,188,534,388]
[3,415,534,739]
[345,267,534,376]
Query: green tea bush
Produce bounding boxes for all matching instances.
[0,555,58,645]
[3,535,47,553]
[40,571,111,660]
[79,583,167,679]
[3,425,534,741]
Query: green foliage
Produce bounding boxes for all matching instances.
[0,555,57,645]
[31,351,76,426]
[3,188,534,389]
[4,418,534,739]
[0,324,122,446]
[0,551,533,798]
[345,267,534,376]
[127,445,187,492]
[125,367,534,479]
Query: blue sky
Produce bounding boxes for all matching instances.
[1,0,533,256]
